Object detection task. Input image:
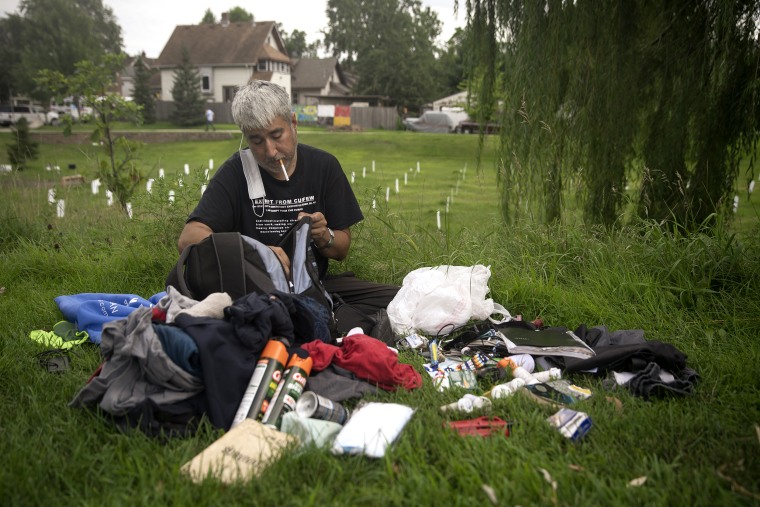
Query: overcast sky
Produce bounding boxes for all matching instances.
[0,0,465,58]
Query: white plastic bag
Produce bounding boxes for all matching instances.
[386,265,511,336]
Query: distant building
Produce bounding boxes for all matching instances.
[154,13,291,103]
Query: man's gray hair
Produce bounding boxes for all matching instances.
[231,80,292,131]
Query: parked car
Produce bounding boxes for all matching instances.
[404,111,468,133]
[454,119,501,134]
[0,104,48,128]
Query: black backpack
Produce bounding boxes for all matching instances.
[165,216,333,314]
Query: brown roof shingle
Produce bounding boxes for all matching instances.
[156,21,290,67]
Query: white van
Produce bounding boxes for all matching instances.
[0,104,48,128]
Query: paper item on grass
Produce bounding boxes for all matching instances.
[497,327,595,359]
[331,402,414,458]
[181,419,298,484]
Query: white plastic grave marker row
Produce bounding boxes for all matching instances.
[159,168,165,179]
[437,210,441,230]
[395,178,399,194]
[48,188,56,204]
[385,187,390,202]
[126,202,133,219]
[91,179,101,195]
[146,178,154,193]
[201,184,207,195]
[57,199,65,218]
[169,190,175,203]
[106,190,113,206]
[209,158,214,169]
[184,163,190,175]
[351,172,355,184]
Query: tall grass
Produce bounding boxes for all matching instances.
[1,130,759,506]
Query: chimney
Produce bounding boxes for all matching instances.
[221,12,229,27]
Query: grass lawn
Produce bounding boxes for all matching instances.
[0,127,758,506]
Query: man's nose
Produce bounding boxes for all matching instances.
[264,139,277,158]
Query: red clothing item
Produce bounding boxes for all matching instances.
[302,334,422,391]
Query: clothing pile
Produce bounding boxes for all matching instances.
[69,287,421,436]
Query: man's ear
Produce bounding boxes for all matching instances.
[291,113,298,129]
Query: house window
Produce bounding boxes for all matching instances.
[199,67,212,94]
[257,60,268,71]
[223,86,237,103]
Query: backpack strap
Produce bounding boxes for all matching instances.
[210,233,247,299]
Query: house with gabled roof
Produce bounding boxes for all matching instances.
[154,13,291,104]
[291,57,351,105]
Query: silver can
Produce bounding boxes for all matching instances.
[295,391,349,425]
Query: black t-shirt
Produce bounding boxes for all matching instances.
[188,144,363,277]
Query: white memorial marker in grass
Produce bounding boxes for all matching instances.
[351,171,355,184]
[146,178,154,193]
[372,199,376,210]
[437,210,441,230]
[159,168,165,179]
[184,163,190,175]
[395,178,399,194]
[386,187,390,202]
[178,178,183,187]
[56,199,65,218]
[48,188,56,204]
[106,190,113,206]
[209,159,214,169]
[750,180,755,193]
[417,161,420,173]
[372,160,375,172]
[169,190,175,203]
[204,169,209,180]
[404,173,407,185]
[733,195,739,213]
[126,202,133,219]
[363,167,366,178]
[201,184,207,195]
[91,179,101,195]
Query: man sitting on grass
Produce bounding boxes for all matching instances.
[178,80,398,335]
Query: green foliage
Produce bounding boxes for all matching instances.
[200,8,215,24]
[3,0,122,102]
[6,118,39,170]
[464,0,760,232]
[132,55,156,124]
[170,47,205,128]
[0,131,759,504]
[325,0,444,110]
[35,53,143,213]
[281,28,321,58]
[227,6,253,22]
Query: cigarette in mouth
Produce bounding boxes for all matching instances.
[279,159,289,181]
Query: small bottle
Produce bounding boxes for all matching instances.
[488,378,526,399]
[532,368,562,383]
[498,358,538,385]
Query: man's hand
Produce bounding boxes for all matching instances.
[297,211,351,260]
[298,211,329,246]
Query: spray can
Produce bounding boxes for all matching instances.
[261,350,313,430]
[295,391,349,424]
[231,339,289,428]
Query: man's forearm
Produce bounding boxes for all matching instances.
[177,221,214,252]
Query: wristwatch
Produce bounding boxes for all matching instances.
[318,228,335,249]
